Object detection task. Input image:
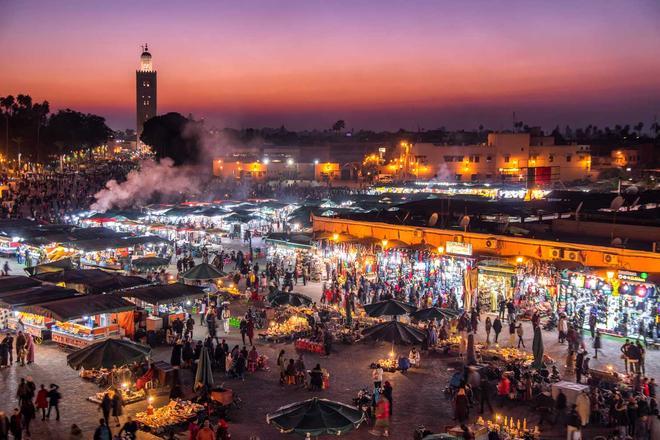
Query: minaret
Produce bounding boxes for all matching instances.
[136,44,157,147]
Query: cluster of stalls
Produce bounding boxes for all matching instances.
[0,219,170,271]
[74,200,299,254]
[264,230,658,340]
[0,268,208,349]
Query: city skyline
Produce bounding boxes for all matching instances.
[1,0,659,131]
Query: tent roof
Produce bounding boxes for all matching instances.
[32,269,150,293]
[118,283,206,305]
[0,276,41,293]
[67,339,151,370]
[180,263,225,280]
[19,294,135,321]
[0,286,78,307]
[24,258,74,276]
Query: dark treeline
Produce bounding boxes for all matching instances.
[0,94,112,161]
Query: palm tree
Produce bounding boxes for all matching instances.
[12,137,23,167]
[0,95,15,157]
[633,122,644,136]
[332,120,345,133]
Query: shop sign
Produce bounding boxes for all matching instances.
[617,270,648,283]
[445,241,473,256]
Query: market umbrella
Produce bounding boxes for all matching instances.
[532,325,545,369]
[66,339,152,370]
[363,299,416,318]
[194,346,214,393]
[268,291,313,307]
[181,262,225,281]
[361,321,427,345]
[266,397,365,436]
[131,256,170,269]
[420,435,460,440]
[410,307,460,321]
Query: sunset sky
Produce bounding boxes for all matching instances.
[1,0,659,131]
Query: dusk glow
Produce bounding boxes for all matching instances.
[1,0,660,129]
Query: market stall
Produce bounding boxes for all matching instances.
[18,295,136,348]
[1,285,78,340]
[559,269,658,338]
[118,283,207,330]
[477,260,515,312]
[134,399,204,435]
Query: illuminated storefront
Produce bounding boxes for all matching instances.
[559,270,657,338]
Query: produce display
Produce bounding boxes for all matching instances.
[480,346,534,363]
[294,338,324,354]
[88,387,146,405]
[372,357,397,372]
[134,399,204,431]
[265,315,310,338]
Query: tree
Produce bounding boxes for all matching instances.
[332,120,345,133]
[44,109,112,156]
[140,112,201,165]
[633,122,644,136]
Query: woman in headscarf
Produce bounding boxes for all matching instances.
[25,334,35,365]
[453,387,469,424]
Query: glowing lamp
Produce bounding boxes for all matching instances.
[515,256,524,264]
[606,271,615,279]
[437,246,444,254]
[381,239,388,248]
[332,233,339,241]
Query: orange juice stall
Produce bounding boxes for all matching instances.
[118,283,207,331]
[1,285,78,341]
[17,295,136,349]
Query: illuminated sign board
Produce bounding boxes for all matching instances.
[445,241,473,256]
[618,270,648,283]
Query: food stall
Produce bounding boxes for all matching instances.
[134,399,204,434]
[1,285,78,341]
[18,295,136,349]
[477,260,515,312]
[118,283,207,330]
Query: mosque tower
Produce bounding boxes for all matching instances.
[136,44,157,147]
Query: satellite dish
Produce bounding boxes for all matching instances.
[624,185,639,195]
[459,215,471,230]
[610,196,624,211]
[611,237,623,247]
[428,212,439,227]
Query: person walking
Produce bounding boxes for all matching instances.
[566,405,581,440]
[593,330,602,359]
[221,305,231,334]
[25,334,34,365]
[479,377,493,414]
[246,318,255,346]
[516,322,525,349]
[15,331,26,366]
[9,409,21,440]
[372,364,384,390]
[0,411,9,440]
[492,317,502,344]
[47,384,61,420]
[454,387,470,424]
[620,340,632,374]
[558,314,568,343]
[484,317,492,345]
[99,393,112,426]
[111,389,123,427]
[369,396,390,437]
[35,385,48,421]
[93,418,112,440]
[508,320,516,347]
[382,381,393,416]
[239,318,248,346]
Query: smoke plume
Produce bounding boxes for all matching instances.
[91,158,202,212]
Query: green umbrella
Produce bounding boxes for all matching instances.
[410,307,460,321]
[181,263,225,281]
[194,346,214,392]
[532,325,545,369]
[267,397,365,436]
[66,339,151,370]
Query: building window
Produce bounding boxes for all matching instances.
[566,155,572,162]
[455,174,462,181]
[443,156,453,162]
[486,155,492,162]
[469,155,480,163]
[485,174,492,179]
[548,154,554,163]
[471,174,479,181]
[504,155,510,163]
[456,156,464,162]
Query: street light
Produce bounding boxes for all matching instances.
[287,158,294,166]
[314,159,319,165]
